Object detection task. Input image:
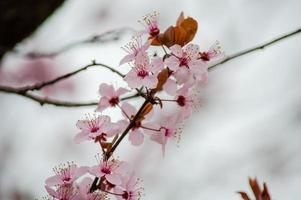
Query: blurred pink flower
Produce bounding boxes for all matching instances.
[89,159,129,186]
[45,185,77,200]
[124,52,162,89]
[120,37,150,65]
[199,41,224,61]
[45,163,88,186]
[114,173,143,200]
[165,44,207,84]
[75,115,118,144]
[139,11,160,37]
[96,83,129,112]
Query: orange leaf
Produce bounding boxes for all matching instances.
[153,68,170,92]
[179,17,198,44]
[176,11,185,26]
[237,192,251,200]
[138,103,153,121]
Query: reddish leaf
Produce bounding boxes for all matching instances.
[237,192,251,200]
[176,11,185,26]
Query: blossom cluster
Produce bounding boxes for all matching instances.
[42,11,223,200]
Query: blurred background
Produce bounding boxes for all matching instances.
[0,0,301,199]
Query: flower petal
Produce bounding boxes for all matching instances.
[129,130,144,146]
[106,174,122,185]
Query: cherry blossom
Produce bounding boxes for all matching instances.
[145,114,182,155]
[120,37,150,65]
[124,52,163,89]
[45,185,78,200]
[118,102,158,146]
[165,44,207,84]
[76,177,108,200]
[74,115,118,144]
[139,11,160,37]
[89,158,129,186]
[114,173,143,200]
[45,162,88,186]
[199,41,224,62]
[96,83,129,112]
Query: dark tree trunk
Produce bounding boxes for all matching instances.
[0,0,66,61]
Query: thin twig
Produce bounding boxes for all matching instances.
[0,85,140,107]
[15,27,135,59]
[208,28,301,70]
[0,28,300,107]
[17,60,125,92]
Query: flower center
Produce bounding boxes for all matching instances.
[137,69,148,78]
[162,127,172,137]
[199,52,210,61]
[179,57,189,67]
[149,26,160,37]
[101,167,111,174]
[63,177,71,182]
[176,95,186,107]
[91,126,99,133]
[109,97,119,106]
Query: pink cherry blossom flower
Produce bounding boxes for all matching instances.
[199,41,224,61]
[45,185,78,200]
[89,158,128,186]
[124,52,162,89]
[74,115,118,144]
[165,44,207,84]
[174,86,199,120]
[77,177,107,200]
[45,162,88,186]
[138,11,160,37]
[114,173,143,200]
[119,102,158,146]
[96,83,129,112]
[120,36,150,65]
[146,114,182,155]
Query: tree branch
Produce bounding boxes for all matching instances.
[16,27,135,59]
[208,28,301,70]
[0,85,139,107]
[0,27,300,107]
[16,60,125,92]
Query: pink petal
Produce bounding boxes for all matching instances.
[115,161,131,175]
[143,75,158,88]
[129,130,144,146]
[89,166,103,177]
[95,97,110,112]
[141,41,150,52]
[45,185,58,198]
[121,102,137,118]
[116,87,129,96]
[45,175,62,186]
[134,52,149,67]
[165,56,180,71]
[169,44,183,57]
[119,54,135,65]
[106,174,122,185]
[174,67,191,84]
[99,83,115,97]
[74,132,90,144]
[124,69,141,88]
[76,120,90,131]
[150,57,164,74]
[184,43,199,60]
[163,78,177,95]
[75,166,89,178]
[102,122,120,137]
